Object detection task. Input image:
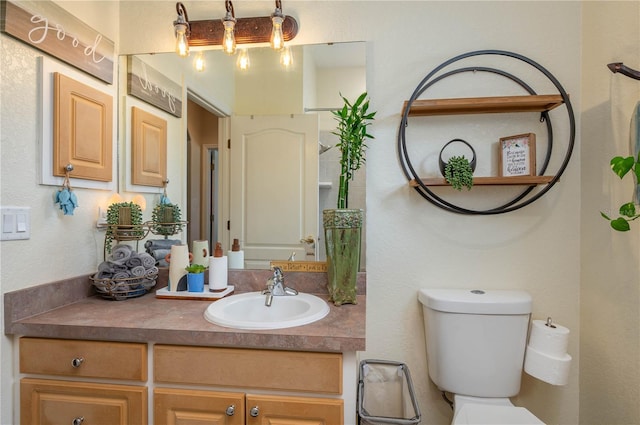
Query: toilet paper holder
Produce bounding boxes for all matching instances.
[545,317,556,328]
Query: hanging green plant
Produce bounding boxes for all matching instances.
[105,202,144,253]
[601,153,640,231]
[150,202,183,236]
[444,155,474,191]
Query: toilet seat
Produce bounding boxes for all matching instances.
[453,404,545,425]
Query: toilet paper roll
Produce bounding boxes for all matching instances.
[524,345,571,386]
[529,319,570,357]
[208,256,228,290]
[227,250,245,269]
[168,244,190,292]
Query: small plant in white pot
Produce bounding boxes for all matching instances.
[323,92,376,306]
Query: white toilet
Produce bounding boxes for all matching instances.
[418,288,545,425]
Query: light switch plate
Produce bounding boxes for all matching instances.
[0,207,31,240]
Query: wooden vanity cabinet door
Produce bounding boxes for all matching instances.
[245,394,343,425]
[154,387,244,425]
[20,378,147,425]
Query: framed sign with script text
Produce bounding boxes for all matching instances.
[1,0,115,84]
[127,56,183,118]
[498,133,536,177]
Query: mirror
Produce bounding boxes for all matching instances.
[122,42,366,269]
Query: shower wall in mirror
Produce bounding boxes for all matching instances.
[124,42,366,269]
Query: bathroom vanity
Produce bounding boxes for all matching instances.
[6,270,366,424]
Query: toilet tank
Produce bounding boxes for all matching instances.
[418,288,532,398]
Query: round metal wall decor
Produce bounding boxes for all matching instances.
[397,49,575,215]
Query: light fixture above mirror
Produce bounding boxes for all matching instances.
[172,1,298,55]
[222,0,237,55]
[173,2,190,57]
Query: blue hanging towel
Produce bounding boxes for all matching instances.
[160,194,172,205]
[55,188,78,215]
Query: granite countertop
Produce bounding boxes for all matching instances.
[4,269,366,353]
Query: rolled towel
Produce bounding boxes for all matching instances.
[92,277,109,293]
[145,266,159,277]
[108,262,129,271]
[145,239,181,251]
[97,262,114,274]
[95,270,113,280]
[141,278,156,290]
[150,248,171,267]
[112,271,131,280]
[138,252,156,269]
[125,255,143,268]
[130,265,146,277]
[111,244,133,262]
[107,258,127,266]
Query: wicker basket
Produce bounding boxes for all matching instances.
[90,272,158,301]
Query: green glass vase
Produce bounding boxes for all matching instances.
[323,209,362,306]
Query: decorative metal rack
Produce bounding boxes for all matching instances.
[397,49,576,214]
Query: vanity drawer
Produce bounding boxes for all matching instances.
[154,345,342,394]
[20,337,147,381]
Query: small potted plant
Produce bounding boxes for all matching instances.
[150,202,183,237]
[444,156,474,191]
[601,153,640,231]
[185,263,206,292]
[438,138,476,191]
[105,202,145,253]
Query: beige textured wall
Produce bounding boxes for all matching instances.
[580,2,640,424]
[1,2,600,424]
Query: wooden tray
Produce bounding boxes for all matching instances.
[155,285,235,300]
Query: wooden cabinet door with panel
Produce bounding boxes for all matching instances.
[20,378,147,425]
[245,394,343,425]
[154,387,245,425]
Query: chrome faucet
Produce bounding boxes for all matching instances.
[262,266,298,306]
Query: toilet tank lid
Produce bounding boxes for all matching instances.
[418,289,532,314]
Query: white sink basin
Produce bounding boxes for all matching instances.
[204,292,330,330]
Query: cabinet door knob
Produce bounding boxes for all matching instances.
[225,405,235,416]
[71,357,84,368]
[250,406,260,417]
[72,417,84,425]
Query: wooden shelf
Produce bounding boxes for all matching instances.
[409,175,555,187]
[403,95,564,117]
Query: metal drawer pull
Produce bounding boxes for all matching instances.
[71,357,84,368]
[72,417,84,425]
[225,405,235,416]
[250,406,260,417]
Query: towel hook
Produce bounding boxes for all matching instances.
[160,179,171,205]
[54,164,78,215]
[62,164,74,190]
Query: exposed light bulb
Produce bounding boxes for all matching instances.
[194,52,205,72]
[222,18,236,55]
[270,14,284,51]
[132,195,147,211]
[174,3,190,57]
[108,193,123,205]
[174,23,189,57]
[237,49,250,70]
[280,45,293,68]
